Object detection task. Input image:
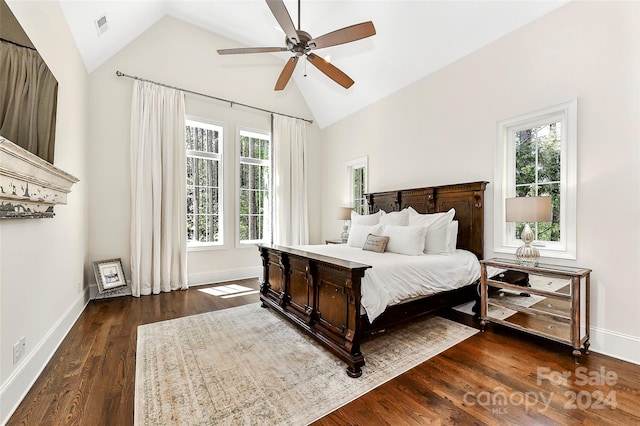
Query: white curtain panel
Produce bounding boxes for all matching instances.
[130,80,188,296]
[272,115,309,245]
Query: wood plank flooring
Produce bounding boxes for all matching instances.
[7,279,640,425]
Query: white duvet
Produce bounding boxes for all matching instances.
[294,245,482,323]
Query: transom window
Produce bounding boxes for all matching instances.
[238,129,271,244]
[494,99,577,259]
[186,119,223,246]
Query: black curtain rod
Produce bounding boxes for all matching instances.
[115,71,313,124]
[0,37,36,51]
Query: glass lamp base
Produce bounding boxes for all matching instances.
[516,242,540,267]
[341,222,349,243]
[516,223,539,266]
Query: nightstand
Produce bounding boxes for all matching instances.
[480,258,591,364]
[325,239,344,245]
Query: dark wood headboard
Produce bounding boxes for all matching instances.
[366,181,488,259]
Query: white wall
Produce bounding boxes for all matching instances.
[87,16,322,290]
[320,1,640,363]
[0,1,89,422]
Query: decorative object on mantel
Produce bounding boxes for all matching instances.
[337,206,352,243]
[505,196,552,266]
[0,137,79,219]
[93,258,128,294]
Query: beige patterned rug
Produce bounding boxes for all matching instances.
[135,303,477,425]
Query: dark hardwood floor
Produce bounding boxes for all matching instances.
[7,279,640,425]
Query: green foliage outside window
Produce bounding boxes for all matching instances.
[515,122,561,242]
[353,167,366,214]
[239,133,270,242]
[186,124,221,243]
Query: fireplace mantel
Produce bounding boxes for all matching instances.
[0,137,79,219]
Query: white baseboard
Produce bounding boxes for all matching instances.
[89,281,132,299]
[87,268,262,299]
[0,288,90,425]
[188,266,262,287]
[588,326,640,365]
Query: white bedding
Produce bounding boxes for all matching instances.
[294,244,483,323]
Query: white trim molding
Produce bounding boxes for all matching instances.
[0,137,79,219]
[494,99,577,261]
[0,289,90,424]
[588,326,640,366]
[188,266,261,287]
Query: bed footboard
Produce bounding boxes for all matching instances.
[258,244,371,377]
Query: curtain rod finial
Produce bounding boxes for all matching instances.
[115,70,123,77]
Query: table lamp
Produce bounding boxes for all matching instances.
[337,207,352,243]
[505,196,552,266]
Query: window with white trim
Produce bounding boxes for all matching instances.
[345,156,368,214]
[494,99,577,259]
[238,129,271,244]
[186,119,223,247]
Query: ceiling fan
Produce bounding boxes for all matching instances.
[217,0,376,91]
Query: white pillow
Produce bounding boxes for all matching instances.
[446,220,459,254]
[351,210,384,226]
[347,224,383,248]
[407,207,453,227]
[423,209,456,254]
[379,208,410,226]
[380,225,427,256]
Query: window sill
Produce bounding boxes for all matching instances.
[187,243,225,252]
[494,244,577,261]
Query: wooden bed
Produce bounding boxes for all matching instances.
[257,181,488,377]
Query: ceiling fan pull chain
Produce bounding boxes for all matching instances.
[304,58,307,77]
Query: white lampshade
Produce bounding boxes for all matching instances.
[337,207,352,221]
[505,196,552,223]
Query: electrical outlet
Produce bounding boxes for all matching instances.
[12,337,25,364]
[13,341,20,364]
[77,282,82,292]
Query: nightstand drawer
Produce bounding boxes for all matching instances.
[490,308,571,343]
[487,289,571,318]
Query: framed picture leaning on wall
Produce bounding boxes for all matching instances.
[93,258,127,293]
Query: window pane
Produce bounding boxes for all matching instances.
[352,166,366,214]
[538,123,561,183]
[239,131,271,242]
[186,120,222,244]
[514,120,562,243]
[186,123,219,154]
[515,129,536,186]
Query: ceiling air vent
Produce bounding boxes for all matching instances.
[95,14,108,36]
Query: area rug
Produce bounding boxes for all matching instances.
[135,303,477,425]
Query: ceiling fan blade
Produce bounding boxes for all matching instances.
[217,47,288,55]
[275,56,299,91]
[309,21,376,50]
[266,0,299,44]
[306,53,354,89]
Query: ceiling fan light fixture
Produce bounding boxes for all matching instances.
[218,0,375,91]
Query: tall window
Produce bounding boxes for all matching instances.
[494,99,577,259]
[239,129,271,244]
[186,119,223,246]
[345,156,368,214]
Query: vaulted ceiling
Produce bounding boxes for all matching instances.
[58,1,567,128]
